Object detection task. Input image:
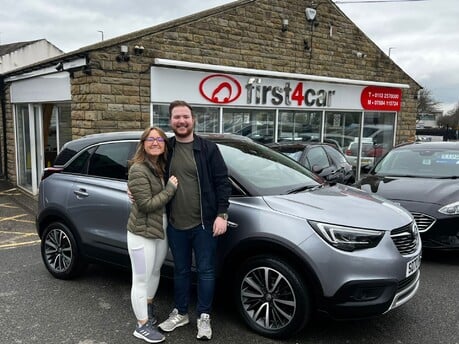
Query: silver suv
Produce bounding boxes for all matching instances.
[37,131,421,339]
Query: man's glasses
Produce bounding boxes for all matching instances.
[145,137,165,143]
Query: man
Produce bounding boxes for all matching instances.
[158,100,231,340]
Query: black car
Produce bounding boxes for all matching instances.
[267,141,355,184]
[355,141,459,249]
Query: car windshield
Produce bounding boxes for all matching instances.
[216,140,321,196]
[374,147,459,178]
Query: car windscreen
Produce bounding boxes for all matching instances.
[216,141,321,196]
[374,147,459,178]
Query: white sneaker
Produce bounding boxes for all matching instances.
[158,308,189,332]
[197,313,212,340]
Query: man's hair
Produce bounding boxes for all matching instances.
[169,100,193,118]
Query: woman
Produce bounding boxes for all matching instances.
[127,126,178,343]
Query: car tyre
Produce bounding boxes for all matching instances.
[234,256,311,339]
[41,222,86,279]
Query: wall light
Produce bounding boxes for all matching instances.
[55,62,64,71]
[116,45,130,62]
[352,50,366,58]
[281,18,289,32]
[134,45,145,55]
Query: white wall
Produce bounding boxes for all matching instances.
[0,39,63,73]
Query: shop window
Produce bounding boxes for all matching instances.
[223,108,275,144]
[278,111,321,143]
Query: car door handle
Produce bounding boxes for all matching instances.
[74,189,89,198]
[227,221,239,229]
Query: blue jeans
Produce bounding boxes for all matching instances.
[167,223,217,316]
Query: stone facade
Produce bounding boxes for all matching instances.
[1,0,420,183]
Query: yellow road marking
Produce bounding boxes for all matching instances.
[0,188,22,196]
[0,202,19,209]
[0,230,40,249]
[0,214,34,223]
[0,240,41,248]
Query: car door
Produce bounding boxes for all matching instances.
[305,146,342,183]
[65,141,136,264]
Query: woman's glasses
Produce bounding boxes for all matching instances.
[145,137,165,143]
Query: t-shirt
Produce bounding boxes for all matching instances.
[169,141,201,229]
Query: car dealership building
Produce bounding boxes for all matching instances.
[0,0,421,195]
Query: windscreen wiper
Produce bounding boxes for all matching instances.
[287,184,323,194]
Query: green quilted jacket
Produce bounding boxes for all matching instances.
[127,160,177,239]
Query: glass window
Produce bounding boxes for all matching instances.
[223,108,275,144]
[153,104,220,133]
[194,106,220,133]
[152,104,171,132]
[323,145,348,165]
[88,142,136,180]
[278,111,321,142]
[307,146,330,170]
[325,111,361,153]
[65,147,95,174]
[57,103,72,151]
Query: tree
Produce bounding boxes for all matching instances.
[416,88,441,117]
[437,102,459,128]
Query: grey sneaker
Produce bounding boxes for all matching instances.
[147,303,157,326]
[158,308,189,332]
[197,313,212,340]
[133,322,165,343]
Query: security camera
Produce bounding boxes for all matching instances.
[305,7,317,21]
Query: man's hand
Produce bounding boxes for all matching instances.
[213,217,227,237]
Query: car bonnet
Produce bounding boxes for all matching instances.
[263,183,412,230]
[359,176,459,205]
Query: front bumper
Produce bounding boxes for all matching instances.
[318,269,420,319]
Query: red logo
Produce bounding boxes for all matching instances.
[199,74,242,104]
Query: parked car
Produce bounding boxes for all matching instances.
[37,132,421,339]
[267,141,355,184]
[355,141,459,249]
[345,140,388,169]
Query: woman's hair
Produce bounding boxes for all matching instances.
[130,126,169,177]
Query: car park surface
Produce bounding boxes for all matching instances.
[355,141,459,250]
[36,132,421,339]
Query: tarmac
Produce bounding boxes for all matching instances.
[0,178,38,215]
[0,178,39,249]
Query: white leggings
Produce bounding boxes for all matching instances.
[127,215,168,321]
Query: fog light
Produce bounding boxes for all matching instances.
[350,287,385,301]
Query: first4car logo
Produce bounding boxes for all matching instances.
[199,73,336,107]
[199,74,242,104]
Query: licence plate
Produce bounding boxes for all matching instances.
[406,255,421,277]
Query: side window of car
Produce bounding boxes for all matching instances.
[307,147,330,170]
[64,147,96,174]
[323,145,347,164]
[87,142,137,180]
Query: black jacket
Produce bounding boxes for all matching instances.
[166,134,231,229]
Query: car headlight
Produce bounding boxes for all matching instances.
[438,201,459,215]
[309,221,385,252]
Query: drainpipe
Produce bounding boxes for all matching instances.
[0,77,7,179]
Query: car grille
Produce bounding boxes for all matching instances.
[397,271,418,292]
[411,212,436,232]
[390,223,419,255]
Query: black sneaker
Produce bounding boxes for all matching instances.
[133,322,165,343]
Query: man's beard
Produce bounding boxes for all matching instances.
[173,125,193,138]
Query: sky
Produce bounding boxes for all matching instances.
[1,0,458,114]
